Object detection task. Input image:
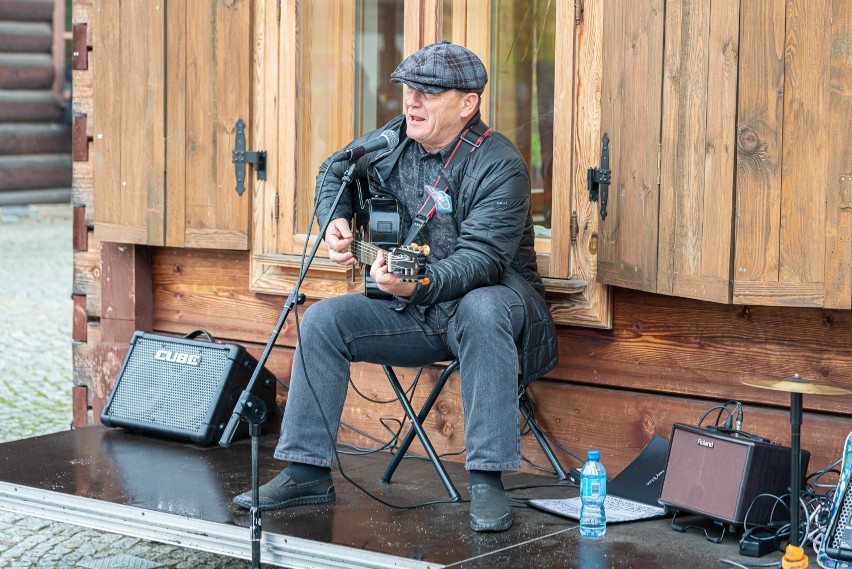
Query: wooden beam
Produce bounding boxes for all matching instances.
[100,242,152,342]
[72,23,88,70]
[72,385,89,428]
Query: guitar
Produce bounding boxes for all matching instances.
[351,187,430,299]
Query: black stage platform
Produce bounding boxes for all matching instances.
[0,427,759,568]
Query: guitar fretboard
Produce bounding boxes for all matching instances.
[350,240,403,270]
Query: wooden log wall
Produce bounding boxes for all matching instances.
[70,0,97,427]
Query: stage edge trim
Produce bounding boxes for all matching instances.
[0,482,443,569]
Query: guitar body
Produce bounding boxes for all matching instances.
[351,180,428,299]
[358,198,398,300]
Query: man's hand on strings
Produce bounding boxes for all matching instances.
[371,250,417,298]
[325,218,356,266]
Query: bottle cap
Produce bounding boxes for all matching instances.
[587,449,600,461]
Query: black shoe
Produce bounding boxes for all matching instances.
[469,484,513,532]
[233,471,335,511]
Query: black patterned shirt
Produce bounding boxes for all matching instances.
[391,139,461,321]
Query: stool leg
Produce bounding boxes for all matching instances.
[381,362,460,501]
[520,397,569,480]
[382,361,458,482]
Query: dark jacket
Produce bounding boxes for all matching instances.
[315,114,557,387]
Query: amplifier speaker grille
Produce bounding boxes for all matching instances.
[659,423,810,525]
[101,331,276,445]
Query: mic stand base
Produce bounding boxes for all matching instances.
[232,396,267,569]
[248,420,263,569]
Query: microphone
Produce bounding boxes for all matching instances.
[331,130,398,163]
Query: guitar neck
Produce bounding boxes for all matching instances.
[350,239,383,266]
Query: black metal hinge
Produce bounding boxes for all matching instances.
[587,133,611,220]
[232,118,266,196]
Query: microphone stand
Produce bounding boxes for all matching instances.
[219,161,358,569]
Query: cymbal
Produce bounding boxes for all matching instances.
[742,374,852,396]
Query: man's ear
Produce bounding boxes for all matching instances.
[460,92,480,119]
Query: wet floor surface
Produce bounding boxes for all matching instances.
[0,426,763,568]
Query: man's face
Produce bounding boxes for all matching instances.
[404,88,476,153]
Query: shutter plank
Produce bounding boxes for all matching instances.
[165,0,186,247]
[597,0,665,292]
[185,1,217,246]
[658,0,738,303]
[732,0,785,302]
[212,0,250,248]
[659,0,712,295]
[778,0,829,292]
[823,0,852,308]
[92,0,124,239]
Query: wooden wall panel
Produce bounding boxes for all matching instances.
[555,288,852,416]
[152,248,297,346]
[165,0,187,249]
[148,249,852,475]
[294,1,355,239]
[547,0,575,279]
[119,0,164,245]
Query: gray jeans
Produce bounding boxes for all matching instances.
[274,285,525,471]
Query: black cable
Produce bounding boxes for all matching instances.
[336,418,403,455]
[698,404,733,430]
[703,426,770,443]
[518,394,585,465]
[347,368,423,404]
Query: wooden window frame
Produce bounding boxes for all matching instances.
[249,0,612,329]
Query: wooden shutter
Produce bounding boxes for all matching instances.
[93,0,252,249]
[733,0,846,308]
[597,0,739,301]
[596,0,665,292]
[93,0,165,245]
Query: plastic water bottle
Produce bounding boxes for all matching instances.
[579,449,607,537]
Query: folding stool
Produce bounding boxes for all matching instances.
[380,359,568,500]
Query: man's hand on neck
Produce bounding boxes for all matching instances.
[370,250,418,298]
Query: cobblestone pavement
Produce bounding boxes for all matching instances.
[0,205,266,568]
[0,205,73,442]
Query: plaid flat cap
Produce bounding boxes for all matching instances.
[391,41,488,94]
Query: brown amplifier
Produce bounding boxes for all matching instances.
[658,423,810,525]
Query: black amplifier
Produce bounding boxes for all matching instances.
[101,330,277,445]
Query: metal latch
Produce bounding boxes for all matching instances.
[232,118,266,196]
[842,175,852,209]
[587,133,611,220]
